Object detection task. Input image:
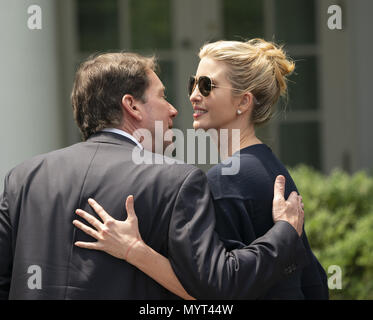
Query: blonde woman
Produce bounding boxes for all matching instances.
[74,39,328,299]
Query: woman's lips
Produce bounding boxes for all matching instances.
[193,109,208,119]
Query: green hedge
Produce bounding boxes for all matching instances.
[289,165,373,299]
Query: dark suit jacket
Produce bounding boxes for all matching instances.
[0,132,308,299]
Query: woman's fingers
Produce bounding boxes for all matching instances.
[125,195,137,220]
[88,198,112,223]
[73,219,100,240]
[74,241,103,250]
[75,208,102,231]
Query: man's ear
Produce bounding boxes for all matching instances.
[121,94,143,121]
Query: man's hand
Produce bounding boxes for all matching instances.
[272,175,304,237]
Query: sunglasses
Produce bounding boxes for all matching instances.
[188,75,249,97]
[188,76,261,107]
[189,76,219,97]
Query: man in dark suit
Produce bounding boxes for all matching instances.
[0,52,307,299]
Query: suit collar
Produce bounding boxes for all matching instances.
[86,131,139,148]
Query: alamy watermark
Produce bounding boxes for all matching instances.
[328,265,342,290]
[131,122,241,175]
[25,263,342,292]
[26,5,342,32]
[27,265,42,290]
[327,5,342,30]
[27,5,42,30]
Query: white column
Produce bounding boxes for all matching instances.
[319,0,357,173]
[0,0,63,190]
[350,0,373,171]
[172,0,222,169]
[172,0,223,129]
[320,0,373,173]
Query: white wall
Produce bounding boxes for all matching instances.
[0,0,63,190]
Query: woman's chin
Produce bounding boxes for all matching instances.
[193,120,201,130]
[193,120,209,131]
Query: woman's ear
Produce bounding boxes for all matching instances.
[237,92,255,114]
[121,94,143,121]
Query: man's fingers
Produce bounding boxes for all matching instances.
[73,219,100,240]
[287,191,299,203]
[300,196,305,210]
[88,198,111,223]
[125,195,137,220]
[273,175,286,200]
[298,195,303,210]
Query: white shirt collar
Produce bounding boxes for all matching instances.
[101,128,143,150]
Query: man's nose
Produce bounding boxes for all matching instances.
[169,103,178,118]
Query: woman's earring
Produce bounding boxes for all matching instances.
[237,110,242,115]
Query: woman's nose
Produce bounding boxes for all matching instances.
[189,85,202,103]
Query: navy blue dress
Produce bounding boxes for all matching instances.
[207,144,329,299]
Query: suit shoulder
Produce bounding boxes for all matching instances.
[153,161,206,188]
[133,148,205,184]
[4,142,87,187]
[9,142,85,169]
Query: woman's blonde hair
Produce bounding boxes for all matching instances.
[199,38,295,125]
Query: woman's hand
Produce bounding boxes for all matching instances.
[73,196,143,261]
[73,196,195,300]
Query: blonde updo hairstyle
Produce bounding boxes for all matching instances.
[199,38,295,125]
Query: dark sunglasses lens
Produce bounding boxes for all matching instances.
[188,77,196,96]
[199,76,212,96]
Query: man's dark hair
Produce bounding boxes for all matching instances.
[71,52,157,140]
